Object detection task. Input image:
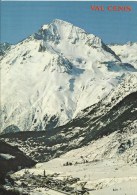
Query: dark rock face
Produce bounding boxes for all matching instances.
[0,141,36,184]
[81,91,137,144]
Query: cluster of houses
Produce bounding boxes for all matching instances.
[12,170,90,195]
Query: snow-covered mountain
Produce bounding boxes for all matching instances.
[109,42,137,69]
[1,74,137,163]
[0,19,136,133]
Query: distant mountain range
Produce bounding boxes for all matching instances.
[109,42,137,69]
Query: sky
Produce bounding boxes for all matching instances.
[1,1,137,44]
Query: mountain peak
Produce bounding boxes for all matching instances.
[40,19,73,33]
[39,19,85,39]
[1,19,137,133]
[34,19,122,62]
[52,19,72,25]
[35,19,105,52]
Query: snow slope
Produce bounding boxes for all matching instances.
[0,19,136,133]
[12,155,137,195]
[1,82,137,163]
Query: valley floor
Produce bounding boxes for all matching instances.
[12,158,137,195]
